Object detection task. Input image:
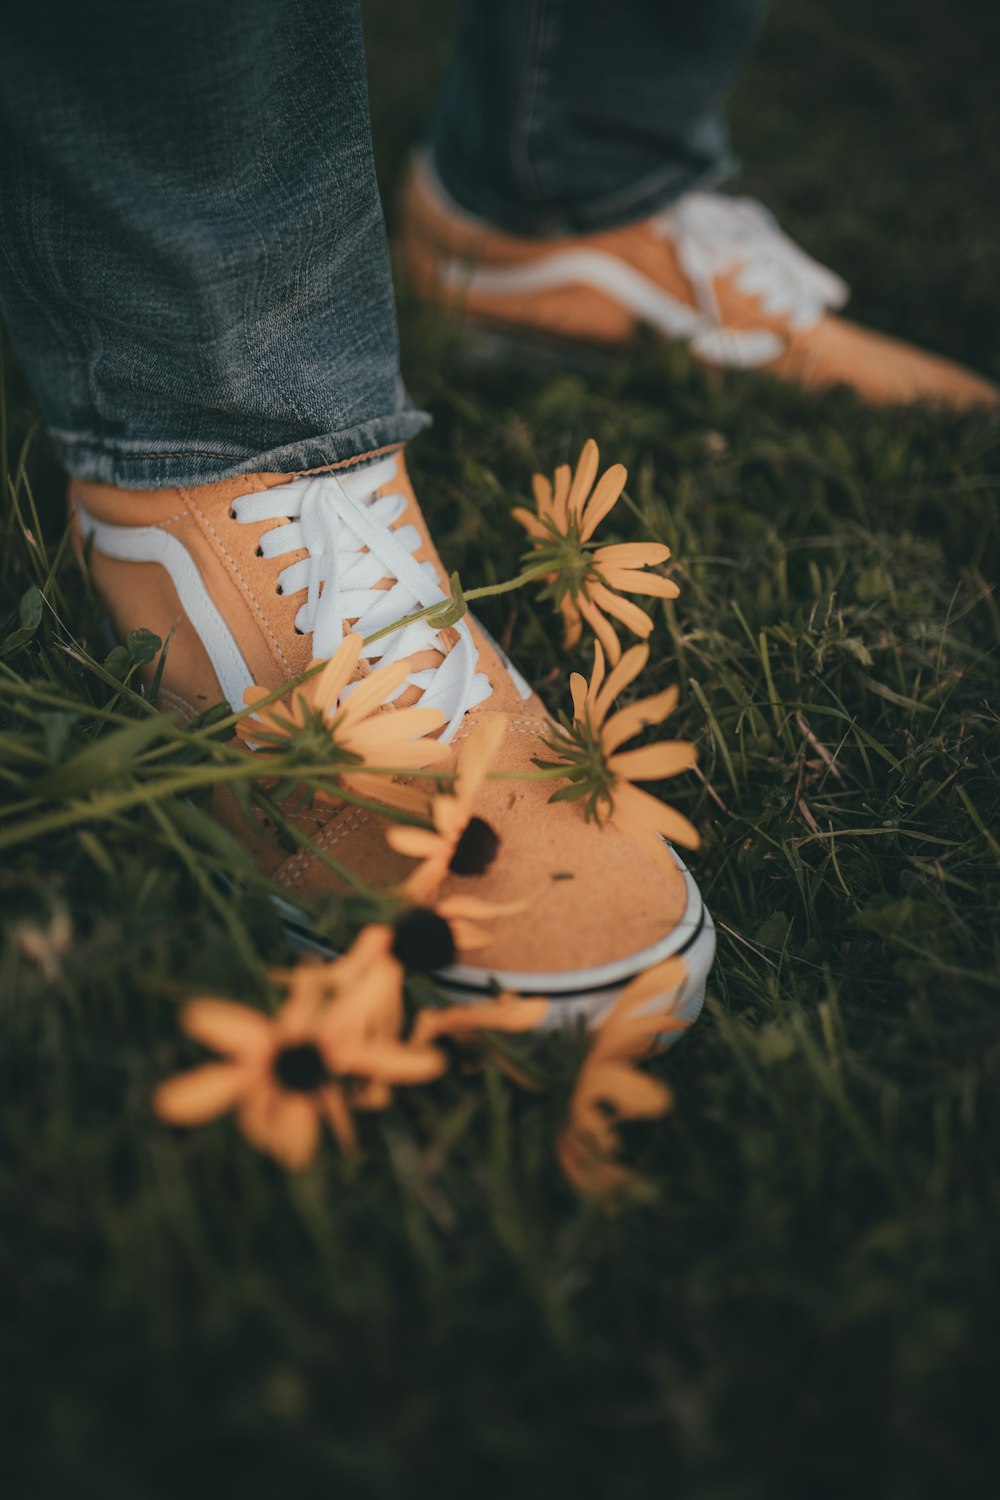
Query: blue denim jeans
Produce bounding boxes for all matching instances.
[432,0,768,236]
[0,1,765,490]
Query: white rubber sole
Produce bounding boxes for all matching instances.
[273,848,715,1045]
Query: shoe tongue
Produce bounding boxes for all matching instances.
[323,457,500,734]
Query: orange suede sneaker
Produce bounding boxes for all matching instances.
[401,153,998,410]
[71,449,715,1032]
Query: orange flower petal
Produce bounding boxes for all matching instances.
[455,713,507,802]
[317,961,404,1047]
[607,791,685,872]
[607,742,698,782]
[566,439,600,522]
[433,797,467,842]
[385,826,442,860]
[591,1000,682,1063]
[601,685,680,752]
[576,595,622,664]
[402,862,451,904]
[436,894,527,920]
[336,773,428,814]
[336,657,417,725]
[343,924,395,969]
[592,1018,677,1067]
[242,684,273,709]
[591,642,649,725]
[587,582,653,638]
[345,716,448,764]
[579,463,627,541]
[353,1079,392,1110]
[595,567,680,600]
[570,672,589,721]
[512,505,549,541]
[583,1061,672,1119]
[531,472,553,516]
[342,741,446,776]
[592,542,672,568]
[307,635,363,713]
[586,638,608,704]
[350,702,448,741]
[613,782,701,852]
[448,918,491,951]
[613,956,688,1021]
[551,462,573,529]
[268,1093,322,1171]
[153,1063,250,1125]
[336,1039,447,1084]
[559,595,584,650]
[238,1080,279,1150]
[411,994,550,1043]
[180,999,275,1059]
[237,698,304,744]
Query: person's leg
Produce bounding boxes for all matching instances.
[0,0,427,489]
[0,0,717,1021]
[429,0,768,236]
[403,0,996,408]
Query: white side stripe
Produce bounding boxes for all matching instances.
[441,247,785,369]
[75,504,255,711]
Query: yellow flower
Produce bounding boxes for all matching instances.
[153,953,445,1168]
[557,957,687,1196]
[539,639,699,874]
[385,714,507,901]
[513,438,679,664]
[411,991,551,1044]
[237,631,448,812]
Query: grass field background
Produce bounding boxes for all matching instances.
[3,1,999,1495]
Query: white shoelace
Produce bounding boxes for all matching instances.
[231,458,491,741]
[655,191,848,333]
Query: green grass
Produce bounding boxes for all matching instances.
[3,1,1000,1495]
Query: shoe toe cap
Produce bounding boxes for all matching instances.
[276,715,696,987]
[787,316,1000,409]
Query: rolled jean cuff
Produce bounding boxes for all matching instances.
[431,140,738,238]
[49,407,433,490]
[556,152,740,235]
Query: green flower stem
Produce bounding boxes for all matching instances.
[362,562,553,649]
[0,757,439,854]
[486,765,572,780]
[0,740,574,854]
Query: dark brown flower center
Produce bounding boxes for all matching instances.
[392,908,456,973]
[272,1042,327,1093]
[448,816,500,877]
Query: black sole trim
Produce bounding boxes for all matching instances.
[281,899,707,1003]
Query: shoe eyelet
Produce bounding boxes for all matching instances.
[229,508,237,520]
[255,545,264,558]
[276,585,284,596]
